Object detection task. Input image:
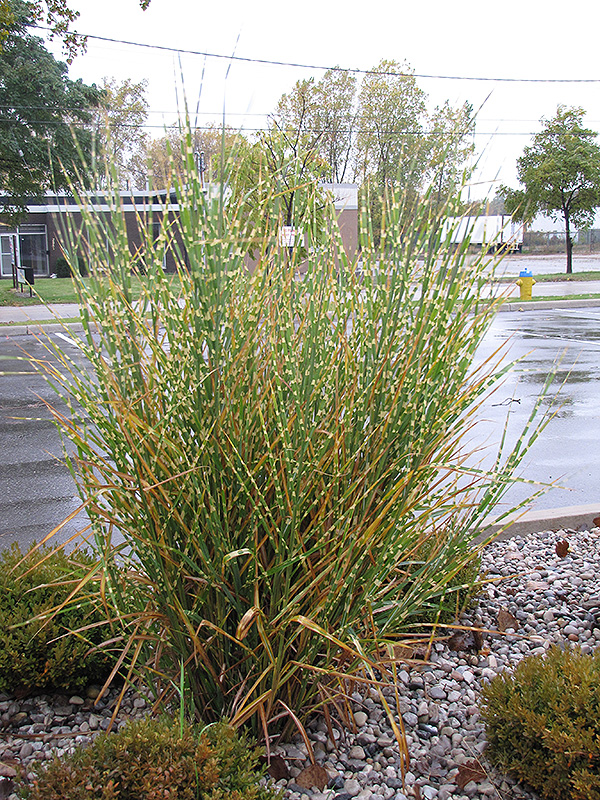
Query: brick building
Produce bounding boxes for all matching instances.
[0,184,358,280]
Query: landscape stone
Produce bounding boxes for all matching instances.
[1,528,598,800]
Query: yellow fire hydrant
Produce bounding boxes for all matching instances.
[516,269,536,301]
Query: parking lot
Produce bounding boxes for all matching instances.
[1,300,599,551]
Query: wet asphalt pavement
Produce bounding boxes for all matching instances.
[0,332,88,551]
[1,302,599,551]
[498,252,600,276]
[473,305,600,515]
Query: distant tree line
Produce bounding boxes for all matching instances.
[119,62,476,245]
[4,0,599,271]
[0,5,478,244]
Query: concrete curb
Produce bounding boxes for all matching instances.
[2,297,599,335]
[1,321,84,337]
[500,298,600,312]
[478,503,600,543]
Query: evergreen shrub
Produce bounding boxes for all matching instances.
[18,718,278,800]
[54,256,87,277]
[481,646,600,799]
[0,543,114,695]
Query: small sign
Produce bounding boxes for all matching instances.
[17,267,25,284]
[279,226,297,248]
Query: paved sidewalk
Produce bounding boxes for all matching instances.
[0,303,85,336]
[2,283,600,333]
[502,279,600,298]
[0,303,81,324]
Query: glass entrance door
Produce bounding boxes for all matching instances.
[0,234,17,278]
[19,225,48,276]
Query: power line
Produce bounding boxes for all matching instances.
[0,116,547,136]
[5,103,600,127]
[32,25,600,84]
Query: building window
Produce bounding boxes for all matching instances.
[19,224,48,276]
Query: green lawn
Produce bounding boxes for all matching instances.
[497,270,600,284]
[2,272,600,309]
[508,292,600,303]
[533,270,600,282]
[0,277,80,306]
[0,275,182,307]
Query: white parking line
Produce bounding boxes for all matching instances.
[54,332,82,349]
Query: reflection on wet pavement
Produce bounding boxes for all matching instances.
[474,306,600,513]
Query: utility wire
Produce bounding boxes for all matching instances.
[0,117,547,136]
[31,25,600,84]
[2,105,600,140]
[3,104,598,127]
[0,105,585,129]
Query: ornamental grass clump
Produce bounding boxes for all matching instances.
[37,133,549,740]
[480,646,600,799]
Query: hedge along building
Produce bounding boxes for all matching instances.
[0,183,358,280]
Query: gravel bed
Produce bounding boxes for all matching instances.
[274,527,599,800]
[0,685,148,797]
[1,526,598,799]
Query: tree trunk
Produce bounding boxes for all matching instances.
[564,210,573,274]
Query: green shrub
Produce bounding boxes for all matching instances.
[0,543,114,695]
[18,717,278,800]
[480,646,600,799]
[54,257,71,278]
[54,256,87,278]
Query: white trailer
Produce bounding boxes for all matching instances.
[443,215,524,251]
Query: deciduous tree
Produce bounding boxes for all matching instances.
[313,69,356,183]
[139,124,245,190]
[94,77,149,189]
[353,60,429,244]
[355,60,427,192]
[426,100,475,211]
[502,105,600,274]
[227,127,329,258]
[255,125,329,229]
[0,0,100,222]
[0,0,152,61]
[275,69,357,184]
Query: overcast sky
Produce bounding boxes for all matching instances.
[48,0,600,201]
